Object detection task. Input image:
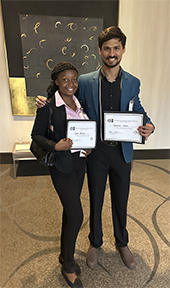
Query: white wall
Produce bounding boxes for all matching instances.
[118,0,170,150]
[0,0,169,152]
[0,3,35,152]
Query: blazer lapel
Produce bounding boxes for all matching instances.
[121,69,129,111]
[91,69,100,118]
[49,95,67,139]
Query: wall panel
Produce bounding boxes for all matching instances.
[118,0,170,150]
[0,0,169,152]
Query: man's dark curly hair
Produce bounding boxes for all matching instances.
[98,26,127,49]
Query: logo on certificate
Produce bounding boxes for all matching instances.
[107,119,114,123]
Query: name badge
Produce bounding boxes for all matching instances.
[128,97,135,111]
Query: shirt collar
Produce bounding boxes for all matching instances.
[100,66,122,82]
[55,90,81,110]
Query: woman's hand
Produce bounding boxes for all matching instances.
[36,96,47,108]
[55,138,73,151]
[138,123,154,140]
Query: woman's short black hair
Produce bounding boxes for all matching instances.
[46,61,78,98]
[50,61,78,81]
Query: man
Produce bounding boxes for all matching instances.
[36,26,154,270]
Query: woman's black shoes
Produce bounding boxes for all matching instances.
[59,254,83,287]
[59,254,81,276]
[61,266,83,288]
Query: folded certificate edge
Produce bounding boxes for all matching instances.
[71,145,96,150]
[104,137,145,144]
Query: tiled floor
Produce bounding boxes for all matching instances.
[0,159,170,288]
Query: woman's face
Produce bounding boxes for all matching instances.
[55,69,78,98]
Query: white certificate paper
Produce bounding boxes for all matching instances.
[104,112,146,144]
[67,120,97,149]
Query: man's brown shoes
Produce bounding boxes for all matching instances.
[86,244,135,270]
[116,245,135,270]
[86,245,99,269]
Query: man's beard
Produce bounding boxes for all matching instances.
[103,57,121,68]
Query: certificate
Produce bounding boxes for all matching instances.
[67,120,97,149]
[104,112,146,144]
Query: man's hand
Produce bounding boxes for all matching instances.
[138,123,154,140]
[36,96,47,108]
[55,138,73,151]
[80,149,92,157]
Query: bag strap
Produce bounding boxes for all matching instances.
[48,104,53,127]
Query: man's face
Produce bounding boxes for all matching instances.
[99,38,125,68]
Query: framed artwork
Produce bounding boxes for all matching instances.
[1,0,119,115]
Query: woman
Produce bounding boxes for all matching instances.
[31,61,91,288]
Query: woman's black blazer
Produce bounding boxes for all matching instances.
[31,95,73,173]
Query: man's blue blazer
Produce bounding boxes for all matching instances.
[78,68,154,163]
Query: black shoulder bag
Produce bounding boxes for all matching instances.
[30,105,55,166]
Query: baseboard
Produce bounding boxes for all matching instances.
[133,149,170,160]
[0,150,169,164]
[0,153,13,164]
